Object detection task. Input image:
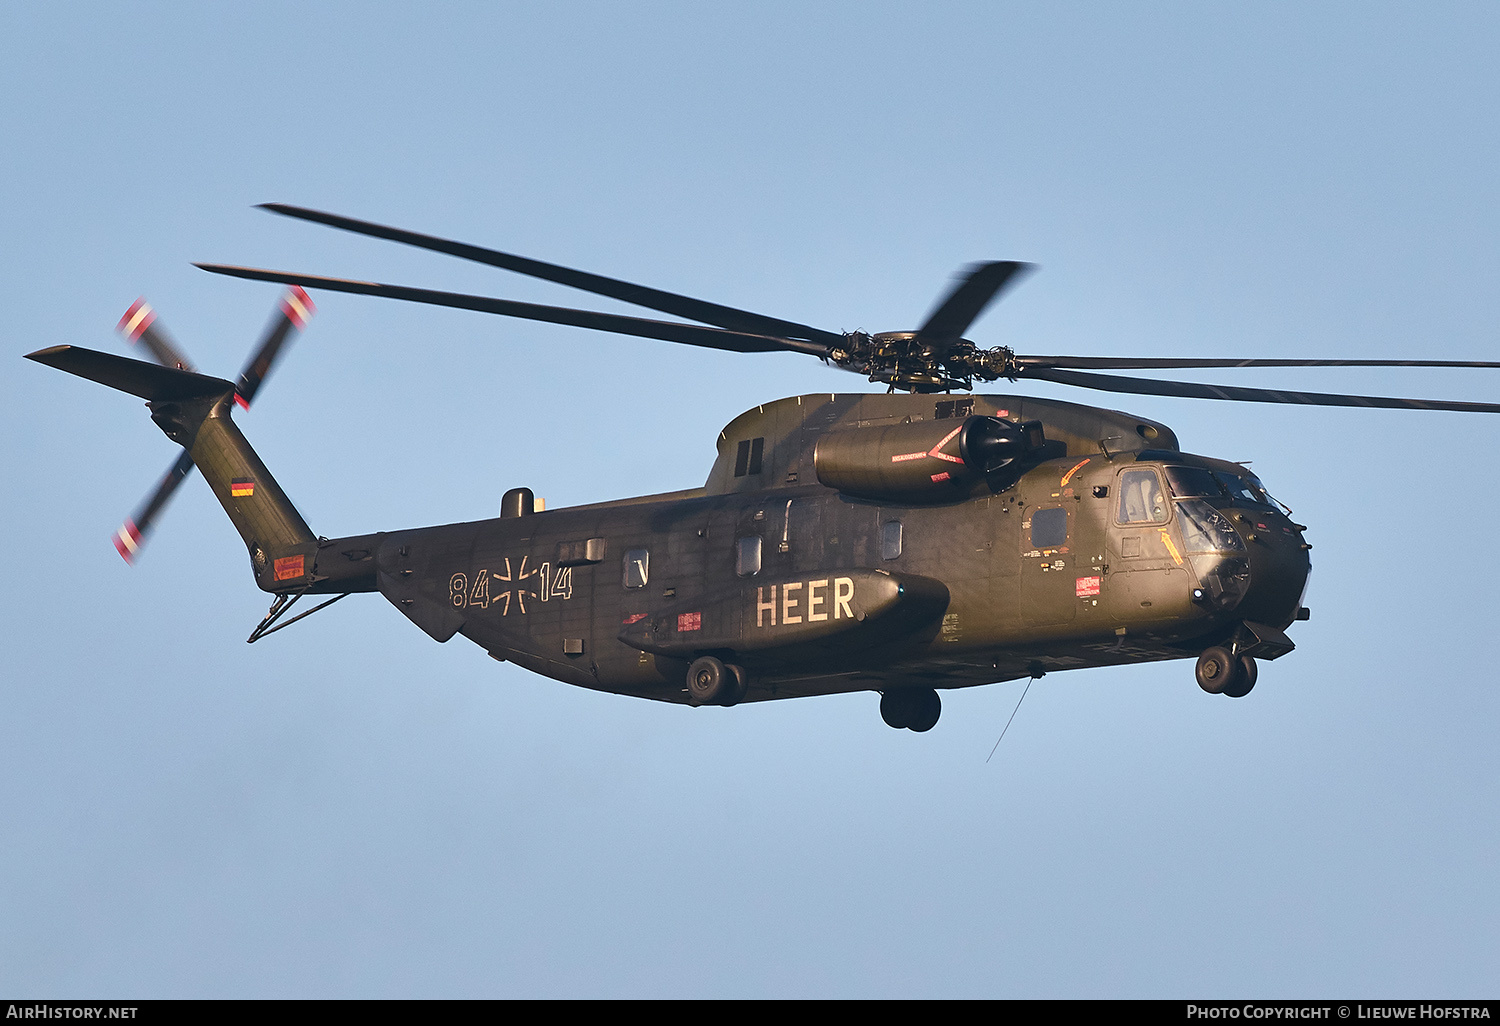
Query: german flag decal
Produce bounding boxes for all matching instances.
[230,478,255,497]
[274,555,305,581]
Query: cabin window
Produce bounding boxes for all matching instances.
[623,548,650,589]
[557,537,606,566]
[882,520,903,560]
[935,397,974,420]
[736,536,762,577]
[734,437,765,477]
[1118,469,1168,524]
[1030,507,1068,549]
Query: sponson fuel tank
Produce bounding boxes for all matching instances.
[813,414,1045,502]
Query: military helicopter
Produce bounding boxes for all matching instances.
[27,205,1500,732]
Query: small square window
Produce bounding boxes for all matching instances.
[734,437,766,477]
[882,520,902,560]
[623,548,649,589]
[935,398,974,420]
[1031,507,1068,548]
[736,536,762,577]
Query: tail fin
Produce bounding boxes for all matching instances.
[26,345,317,592]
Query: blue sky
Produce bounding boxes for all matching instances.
[3,2,1498,997]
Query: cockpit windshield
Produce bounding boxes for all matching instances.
[1164,465,1282,511]
[1213,471,1274,508]
[1163,466,1220,498]
[1176,499,1247,553]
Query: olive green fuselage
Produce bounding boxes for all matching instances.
[307,392,1310,705]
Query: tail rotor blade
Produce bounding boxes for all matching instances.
[103,288,310,565]
[117,297,197,372]
[235,286,316,409]
[113,451,195,563]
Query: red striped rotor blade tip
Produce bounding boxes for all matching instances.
[280,286,316,328]
[113,519,142,563]
[117,298,156,342]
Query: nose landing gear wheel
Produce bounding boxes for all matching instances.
[1222,655,1257,698]
[1195,646,1237,694]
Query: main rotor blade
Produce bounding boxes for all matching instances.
[917,261,1031,352]
[234,286,316,409]
[258,203,845,346]
[1023,366,1500,413]
[114,451,194,563]
[117,298,196,371]
[195,265,832,357]
[1016,355,1500,370]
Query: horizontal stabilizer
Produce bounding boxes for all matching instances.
[25,345,234,402]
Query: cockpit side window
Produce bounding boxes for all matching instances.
[1118,468,1168,524]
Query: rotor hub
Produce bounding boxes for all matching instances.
[828,331,1019,392]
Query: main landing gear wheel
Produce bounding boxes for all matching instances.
[879,688,941,732]
[1222,655,1257,698]
[1195,646,1236,695]
[686,656,748,707]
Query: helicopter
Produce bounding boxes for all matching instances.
[27,205,1500,732]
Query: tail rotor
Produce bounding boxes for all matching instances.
[235,285,315,410]
[118,297,196,371]
[109,287,316,562]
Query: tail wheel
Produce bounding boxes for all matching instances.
[1223,655,1258,698]
[1195,646,1238,694]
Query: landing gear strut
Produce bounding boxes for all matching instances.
[1195,646,1257,697]
[880,687,941,732]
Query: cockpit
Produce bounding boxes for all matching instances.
[1120,458,1297,616]
[1161,465,1282,510]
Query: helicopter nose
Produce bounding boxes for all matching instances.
[1230,514,1312,628]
